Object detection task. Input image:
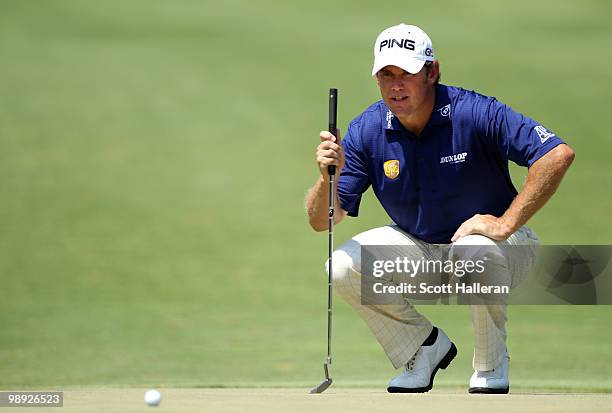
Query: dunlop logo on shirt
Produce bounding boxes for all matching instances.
[384,160,400,179]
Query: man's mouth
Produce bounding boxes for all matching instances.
[391,96,408,102]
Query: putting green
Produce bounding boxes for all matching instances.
[56,389,611,413]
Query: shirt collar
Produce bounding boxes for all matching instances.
[381,84,452,132]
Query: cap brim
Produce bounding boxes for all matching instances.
[371,57,426,77]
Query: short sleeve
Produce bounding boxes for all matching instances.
[474,96,566,167]
[337,121,371,217]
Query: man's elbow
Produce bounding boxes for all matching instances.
[309,219,328,232]
[308,208,347,232]
[557,144,576,169]
[541,144,575,170]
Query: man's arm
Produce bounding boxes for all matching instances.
[451,143,575,241]
[306,175,348,232]
[306,130,348,232]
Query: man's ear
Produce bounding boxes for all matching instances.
[429,60,440,84]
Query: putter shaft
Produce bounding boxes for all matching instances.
[310,88,338,394]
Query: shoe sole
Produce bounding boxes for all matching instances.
[468,386,509,394]
[387,342,458,393]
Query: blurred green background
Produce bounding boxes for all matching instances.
[1,0,611,391]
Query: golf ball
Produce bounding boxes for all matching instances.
[144,389,161,406]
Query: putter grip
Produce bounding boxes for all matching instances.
[328,88,338,176]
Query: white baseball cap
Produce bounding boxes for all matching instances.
[372,24,434,76]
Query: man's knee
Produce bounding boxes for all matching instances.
[450,234,503,262]
[452,234,496,247]
[451,234,513,292]
[325,239,361,294]
[324,225,418,296]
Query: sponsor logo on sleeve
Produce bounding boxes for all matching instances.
[384,160,400,179]
[534,125,555,144]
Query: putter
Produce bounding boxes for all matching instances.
[310,88,338,394]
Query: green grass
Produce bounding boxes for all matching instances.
[0,0,611,391]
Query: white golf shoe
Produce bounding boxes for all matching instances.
[387,327,457,393]
[468,354,510,394]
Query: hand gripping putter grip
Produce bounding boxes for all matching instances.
[310,88,338,394]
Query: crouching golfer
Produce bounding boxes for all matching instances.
[305,23,574,393]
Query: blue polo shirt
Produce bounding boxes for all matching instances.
[338,84,565,244]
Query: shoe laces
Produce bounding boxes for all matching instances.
[406,349,420,372]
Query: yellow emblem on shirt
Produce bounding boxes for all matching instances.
[384,159,400,179]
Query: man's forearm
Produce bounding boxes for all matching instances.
[305,176,344,232]
[500,144,575,235]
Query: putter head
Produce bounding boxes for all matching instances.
[309,362,332,393]
[309,378,332,394]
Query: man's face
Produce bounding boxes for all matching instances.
[375,64,436,118]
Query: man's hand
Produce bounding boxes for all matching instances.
[451,214,512,242]
[306,129,348,231]
[316,130,344,177]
